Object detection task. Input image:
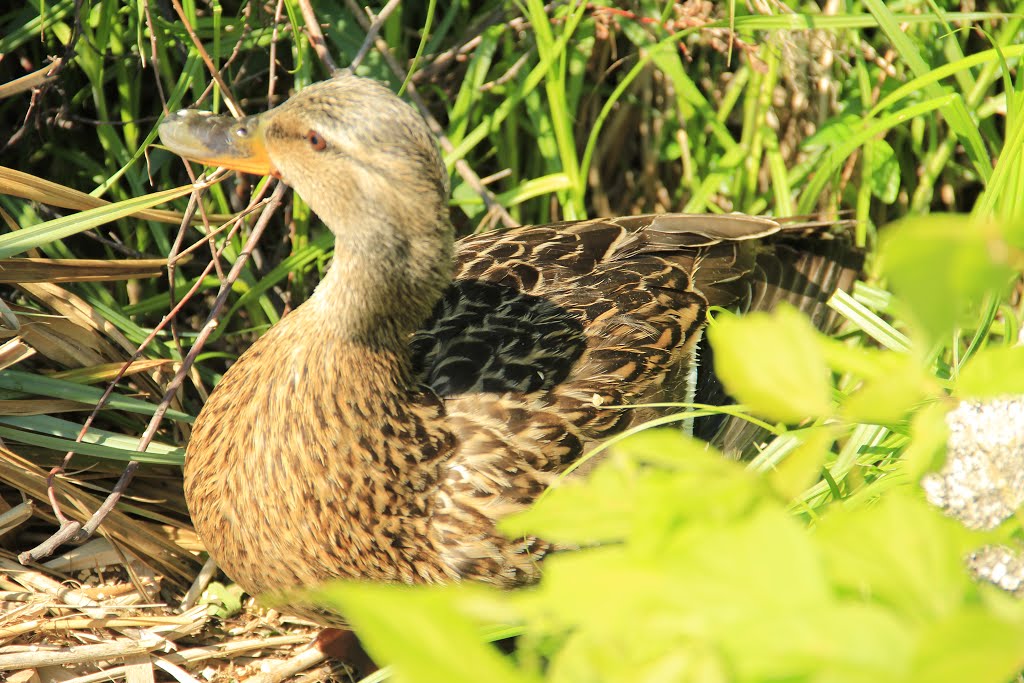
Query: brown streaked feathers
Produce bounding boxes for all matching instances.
[161,73,862,624]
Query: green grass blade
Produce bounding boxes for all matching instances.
[0,415,183,464]
[0,184,196,258]
[860,0,992,184]
[0,370,193,423]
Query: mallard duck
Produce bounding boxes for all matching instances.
[159,73,861,620]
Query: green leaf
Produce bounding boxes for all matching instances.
[865,138,900,203]
[530,504,830,623]
[721,604,912,683]
[707,304,833,424]
[203,581,244,619]
[499,451,635,545]
[548,626,729,683]
[818,338,936,423]
[841,358,935,424]
[309,583,537,683]
[900,402,951,482]
[880,215,1018,343]
[503,431,763,546]
[527,499,901,683]
[909,608,1024,683]
[768,427,833,501]
[0,184,196,258]
[956,346,1024,398]
[817,494,974,620]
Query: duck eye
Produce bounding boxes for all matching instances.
[307,130,327,151]
[235,126,248,137]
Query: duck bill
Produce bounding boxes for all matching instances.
[159,109,277,177]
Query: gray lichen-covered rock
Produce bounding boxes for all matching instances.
[968,545,1024,597]
[922,396,1024,596]
[921,397,1024,530]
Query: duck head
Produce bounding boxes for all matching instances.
[159,73,456,344]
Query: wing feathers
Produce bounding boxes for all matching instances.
[415,213,862,582]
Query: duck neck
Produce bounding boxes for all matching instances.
[307,211,454,358]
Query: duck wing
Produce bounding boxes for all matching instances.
[413,213,858,433]
[409,213,861,584]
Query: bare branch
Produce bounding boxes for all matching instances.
[20,181,288,564]
[169,0,244,117]
[350,0,403,71]
[296,0,340,74]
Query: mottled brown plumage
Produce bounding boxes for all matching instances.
[160,73,862,622]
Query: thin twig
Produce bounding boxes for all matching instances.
[75,461,139,538]
[180,555,218,611]
[413,6,526,82]
[19,519,80,563]
[1,557,110,618]
[19,183,285,564]
[171,200,271,263]
[165,182,202,356]
[140,0,168,130]
[168,0,244,117]
[21,171,226,561]
[1,0,82,153]
[246,646,329,683]
[57,635,311,683]
[479,47,535,91]
[187,3,257,112]
[0,637,164,670]
[349,0,403,71]
[87,183,287,533]
[268,0,286,101]
[296,0,340,74]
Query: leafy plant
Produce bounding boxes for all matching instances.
[314,432,1024,683]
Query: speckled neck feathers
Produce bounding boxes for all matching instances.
[269,77,455,347]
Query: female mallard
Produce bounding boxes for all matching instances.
[160,73,860,617]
